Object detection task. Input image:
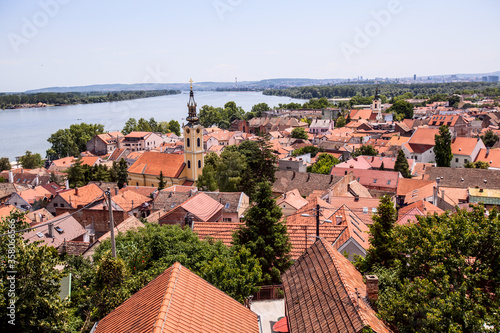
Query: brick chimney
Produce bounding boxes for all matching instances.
[365,275,379,305]
[115,187,119,196]
[75,188,79,196]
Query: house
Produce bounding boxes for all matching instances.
[158,192,223,226]
[120,131,163,152]
[450,137,485,167]
[127,152,187,187]
[46,183,105,215]
[330,168,400,196]
[153,190,195,212]
[424,166,500,190]
[397,200,444,226]
[474,148,500,170]
[204,191,250,222]
[22,213,88,254]
[276,189,309,216]
[309,119,334,134]
[427,114,468,137]
[86,131,123,155]
[107,148,130,162]
[48,157,76,172]
[6,186,53,211]
[93,262,260,333]
[396,178,434,206]
[401,127,441,163]
[273,170,346,198]
[281,239,393,333]
[1,169,51,186]
[278,157,308,173]
[327,196,381,225]
[335,155,415,172]
[193,222,244,246]
[83,215,144,258]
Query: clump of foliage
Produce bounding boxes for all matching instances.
[352,144,378,157]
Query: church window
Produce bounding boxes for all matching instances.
[188,160,191,168]
[187,138,190,147]
[198,160,201,168]
[197,138,201,147]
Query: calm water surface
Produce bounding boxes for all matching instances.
[0,91,305,160]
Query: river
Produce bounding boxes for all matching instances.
[0,91,305,161]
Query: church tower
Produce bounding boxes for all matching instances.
[372,86,382,112]
[183,79,204,182]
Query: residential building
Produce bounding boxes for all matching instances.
[475,148,500,170]
[401,127,440,163]
[427,114,468,137]
[450,137,485,168]
[127,152,187,187]
[309,119,334,134]
[204,191,250,222]
[159,192,223,226]
[86,131,123,155]
[281,239,393,333]
[93,262,260,333]
[120,131,163,152]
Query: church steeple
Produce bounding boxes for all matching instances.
[187,78,199,124]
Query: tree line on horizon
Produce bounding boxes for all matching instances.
[0,90,180,110]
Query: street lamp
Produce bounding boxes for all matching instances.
[301,204,332,240]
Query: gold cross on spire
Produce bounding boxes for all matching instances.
[189,78,193,90]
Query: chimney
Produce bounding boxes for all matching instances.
[8,170,13,183]
[486,147,490,158]
[35,174,39,187]
[65,179,70,189]
[75,188,79,196]
[115,187,119,196]
[48,223,54,239]
[365,275,379,305]
[433,177,440,205]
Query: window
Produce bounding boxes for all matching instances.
[136,182,139,186]
[54,203,58,207]
[187,160,191,168]
[197,138,201,147]
[373,179,377,183]
[372,207,377,213]
[465,159,468,163]
[223,218,232,222]
[456,158,459,162]
[187,138,190,147]
[363,207,368,214]
[198,160,201,168]
[225,203,230,209]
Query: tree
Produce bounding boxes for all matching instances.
[434,125,453,167]
[0,157,11,171]
[49,171,60,185]
[394,150,411,178]
[122,118,138,135]
[448,95,461,108]
[113,159,129,189]
[66,158,86,188]
[19,151,43,169]
[311,153,339,174]
[199,105,222,128]
[47,123,105,159]
[480,130,499,148]
[0,210,71,332]
[291,127,308,140]
[376,205,500,332]
[196,164,218,191]
[355,195,397,273]
[168,120,181,136]
[233,181,292,284]
[388,100,414,119]
[136,118,153,132]
[352,145,378,157]
[292,146,322,158]
[379,161,385,171]
[465,160,489,169]
[157,171,166,190]
[216,150,247,192]
[335,116,346,128]
[251,103,270,117]
[223,101,245,122]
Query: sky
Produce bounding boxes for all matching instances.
[1,0,499,92]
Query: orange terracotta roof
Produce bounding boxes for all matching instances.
[128,152,185,178]
[181,193,223,221]
[95,262,259,333]
[124,131,152,138]
[451,137,482,156]
[193,222,243,246]
[50,156,75,167]
[119,186,157,198]
[17,186,52,204]
[57,183,105,209]
[396,178,434,197]
[398,200,444,218]
[80,156,100,166]
[408,127,440,146]
[98,215,144,242]
[282,239,393,333]
[475,148,500,168]
[23,213,87,248]
[162,185,197,193]
[276,189,309,210]
[112,190,151,212]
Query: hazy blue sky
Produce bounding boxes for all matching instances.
[1,0,499,92]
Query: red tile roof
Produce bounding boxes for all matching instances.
[95,262,259,333]
[128,152,185,178]
[330,168,400,192]
[193,222,243,246]
[475,148,500,168]
[23,213,87,248]
[282,239,393,333]
[451,137,482,156]
[408,127,440,146]
[181,193,223,221]
[57,183,105,209]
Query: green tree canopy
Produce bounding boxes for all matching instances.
[251,103,270,117]
[0,157,11,171]
[376,205,500,332]
[233,181,292,284]
[311,153,339,174]
[394,149,411,178]
[167,120,181,136]
[434,125,453,167]
[335,115,346,128]
[480,130,499,148]
[388,100,414,119]
[291,145,322,158]
[291,127,309,140]
[19,151,43,169]
[47,123,105,159]
[352,145,378,157]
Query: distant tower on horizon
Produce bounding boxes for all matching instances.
[235,77,238,89]
[183,79,204,182]
[414,74,417,80]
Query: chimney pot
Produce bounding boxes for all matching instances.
[365,275,379,304]
[48,223,54,238]
[115,187,119,196]
[75,188,78,196]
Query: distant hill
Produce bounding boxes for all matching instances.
[19,72,500,94]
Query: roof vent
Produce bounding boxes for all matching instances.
[484,179,487,183]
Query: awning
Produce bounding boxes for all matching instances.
[272,316,289,332]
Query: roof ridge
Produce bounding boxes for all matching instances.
[152,262,182,333]
[322,239,367,328]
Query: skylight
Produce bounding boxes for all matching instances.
[225,203,230,209]
[36,232,44,238]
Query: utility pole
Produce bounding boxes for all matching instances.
[316,204,320,240]
[106,187,116,257]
